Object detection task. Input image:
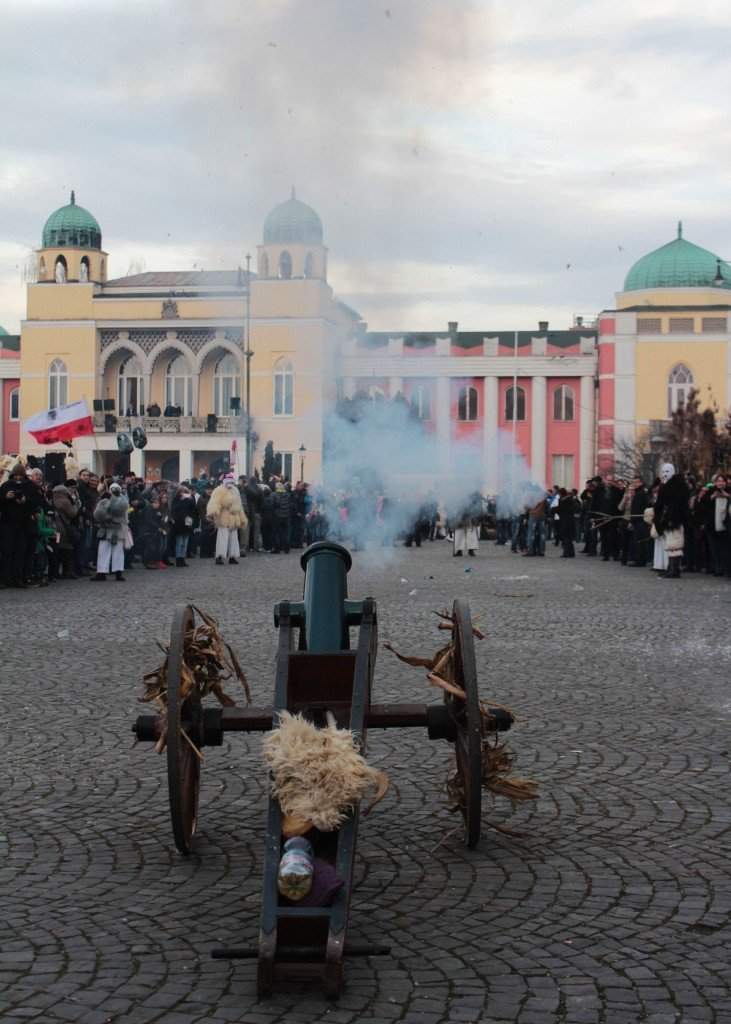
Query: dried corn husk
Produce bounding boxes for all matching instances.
[385,609,537,833]
[140,605,250,753]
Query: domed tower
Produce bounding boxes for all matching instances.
[37,191,107,284]
[257,189,327,280]
[622,222,731,294]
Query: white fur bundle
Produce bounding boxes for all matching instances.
[65,452,81,479]
[262,711,389,832]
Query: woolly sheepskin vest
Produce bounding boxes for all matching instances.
[207,483,247,529]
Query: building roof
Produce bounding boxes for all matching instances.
[104,270,247,288]
[623,223,731,291]
[362,329,596,350]
[42,191,102,250]
[263,190,323,246]
[0,333,20,353]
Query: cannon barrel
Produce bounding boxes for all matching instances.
[300,541,353,652]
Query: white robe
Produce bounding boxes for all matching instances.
[454,527,479,555]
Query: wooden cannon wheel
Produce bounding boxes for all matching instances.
[167,604,201,855]
[446,599,482,848]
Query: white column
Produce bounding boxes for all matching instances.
[580,375,595,482]
[483,375,498,492]
[179,447,194,482]
[343,376,356,399]
[143,373,152,412]
[531,376,547,484]
[436,376,451,473]
[191,374,200,417]
[130,447,145,478]
[389,376,403,398]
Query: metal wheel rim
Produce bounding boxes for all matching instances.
[167,604,200,855]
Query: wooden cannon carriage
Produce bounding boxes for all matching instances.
[132,541,514,997]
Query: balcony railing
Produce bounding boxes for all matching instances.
[93,413,246,434]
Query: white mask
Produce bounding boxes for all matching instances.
[660,463,675,484]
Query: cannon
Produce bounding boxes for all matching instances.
[132,541,514,997]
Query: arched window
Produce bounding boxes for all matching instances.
[39,256,46,278]
[54,256,67,284]
[165,354,193,415]
[260,251,269,277]
[273,358,294,416]
[100,258,106,279]
[668,364,693,415]
[553,384,575,421]
[457,385,478,422]
[9,388,19,421]
[214,353,241,415]
[304,252,315,278]
[505,385,526,421]
[118,356,144,415]
[80,256,90,282]
[279,250,292,279]
[49,358,68,409]
[411,385,431,420]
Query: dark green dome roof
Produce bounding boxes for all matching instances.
[263,190,323,245]
[42,191,102,249]
[624,223,731,291]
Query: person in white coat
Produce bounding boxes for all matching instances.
[91,482,129,581]
[207,474,248,564]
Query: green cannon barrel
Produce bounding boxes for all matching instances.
[299,541,354,652]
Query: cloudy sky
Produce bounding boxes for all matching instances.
[2,0,731,333]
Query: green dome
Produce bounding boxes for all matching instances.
[624,223,731,291]
[42,191,102,249]
[263,190,323,245]
[0,326,8,336]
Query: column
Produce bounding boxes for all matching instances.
[130,447,145,479]
[0,385,4,454]
[531,376,547,483]
[343,376,356,399]
[483,376,498,492]
[388,376,403,398]
[580,375,595,482]
[191,373,200,417]
[143,373,152,413]
[436,376,451,473]
[179,447,194,482]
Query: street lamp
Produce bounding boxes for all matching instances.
[244,252,253,475]
[298,443,307,482]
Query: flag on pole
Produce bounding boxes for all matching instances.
[24,399,94,445]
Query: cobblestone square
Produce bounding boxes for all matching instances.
[3,543,731,1023]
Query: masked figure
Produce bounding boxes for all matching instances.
[653,463,689,579]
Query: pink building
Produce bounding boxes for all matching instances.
[340,322,598,491]
[0,329,20,455]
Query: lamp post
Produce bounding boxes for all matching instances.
[298,443,307,483]
[244,252,252,476]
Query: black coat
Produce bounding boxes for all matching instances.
[170,495,198,536]
[654,475,689,534]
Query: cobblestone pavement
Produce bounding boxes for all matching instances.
[3,540,731,1024]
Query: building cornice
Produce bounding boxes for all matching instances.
[340,355,597,378]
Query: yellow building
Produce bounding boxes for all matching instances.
[598,223,731,471]
[20,190,358,481]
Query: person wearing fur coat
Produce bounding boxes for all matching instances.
[653,462,689,580]
[91,482,129,581]
[207,474,247,564]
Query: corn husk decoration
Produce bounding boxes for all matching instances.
[263,711,389,832]
[386,609,538,829]
[139,605,251,756]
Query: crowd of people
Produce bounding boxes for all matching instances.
[0,460,331,589]
[4,450,727,590]
[495,463,731,580]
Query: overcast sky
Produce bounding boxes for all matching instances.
[2,0,731,334]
